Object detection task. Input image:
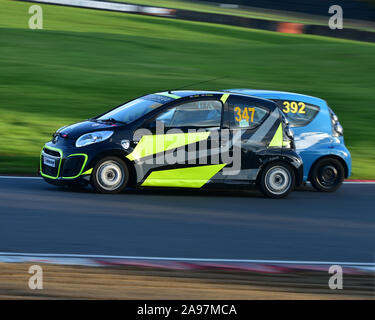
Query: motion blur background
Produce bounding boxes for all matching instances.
[0,0,374,177]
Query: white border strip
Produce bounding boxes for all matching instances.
[0,252,373,267]
[344,181,375,184]
[25,0,139,12]
[21,0,175,16]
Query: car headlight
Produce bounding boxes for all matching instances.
[76,131,113,148]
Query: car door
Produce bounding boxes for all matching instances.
[128,96,227,188]
[219,95,281,182]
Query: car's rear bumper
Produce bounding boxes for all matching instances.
[297,143,352,181]
[283,150,304,187]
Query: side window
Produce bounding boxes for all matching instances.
[155,100,222,128]
[228,102,268,129]
[272,100,320,127]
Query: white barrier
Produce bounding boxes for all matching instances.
[21,0,175,16]
[0,252,374,273]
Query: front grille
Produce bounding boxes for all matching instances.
[41,162,59,177]
[43,148,60,157]
[41,148,61,178]
[62,156,85,178]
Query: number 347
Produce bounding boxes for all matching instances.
[283,101,306,114]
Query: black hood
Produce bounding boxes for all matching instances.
[58,121,119,139]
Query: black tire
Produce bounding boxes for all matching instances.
[91,156,129,194]
[258,162,295,199]
[310,157,344,192]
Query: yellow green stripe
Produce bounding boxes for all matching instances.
[127,132,210,161]
[157,92,180,99]
[141,164,226,188]
[269,123,283,147]
[81,168,93,175]
[220,93,230,103]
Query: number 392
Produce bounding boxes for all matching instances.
[282,101,306,114]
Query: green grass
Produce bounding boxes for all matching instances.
[0,0,374,178]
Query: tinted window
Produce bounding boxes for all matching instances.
[156,100,222,128]
[272,100,320,127]
[228,102,268,129]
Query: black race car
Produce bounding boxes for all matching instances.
[40,91,303,198]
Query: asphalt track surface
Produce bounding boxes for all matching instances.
[0,177,374,263]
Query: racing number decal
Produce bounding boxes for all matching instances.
[234,107,255,123]
[282,101,306,114]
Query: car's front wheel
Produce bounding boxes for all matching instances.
[258,162,295,198]
[91,156,129,194]
[310,157,344,192]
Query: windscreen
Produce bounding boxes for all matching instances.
[97,94,174,124]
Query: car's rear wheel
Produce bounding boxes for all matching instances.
[258,162,295,198]
[91,156,129,194]
[310,157,344,192]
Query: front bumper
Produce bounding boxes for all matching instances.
[40,143,93,184]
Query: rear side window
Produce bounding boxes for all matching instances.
[272,100,320,127]
[228,101,269,129]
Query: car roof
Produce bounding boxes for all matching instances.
[155,90,220,98]
[155,90,276,104]
[223,89,327,106]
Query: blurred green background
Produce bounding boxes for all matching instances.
[0,0,374,177]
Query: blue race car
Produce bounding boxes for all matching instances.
[224,89,351,192]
